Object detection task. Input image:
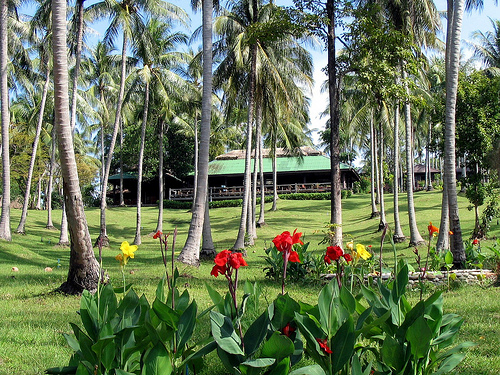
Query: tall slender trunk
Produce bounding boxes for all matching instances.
[16,64,51,233]
[178,0,213,265]
[257,123,265,227]
[426,121,434,191]
[436,183,450,252]
[374,122,381,205]
[35,171,45,210]
[0,0,11,241]
[192,112,199,210]
[133,79,150,245]
[98,31,129,245]
[119,120,124,206]
[46,126,56,229]
[271,136,278,211]
[327,0,342,246]
[444,0,466,267]
[378,121,387,231]
[69,0,85,133]
[402,66,425,246]
[233,43,257,250]
[155,119,165,233]
[201,194,215,258]
[393,101,405,242]
[58,195,69,246]
[370,115,379,218]
[52,0,99,294]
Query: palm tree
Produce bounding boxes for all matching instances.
[129,19,188,245]
[87,0,187,245]
[0,0,11,241]
[177,0,213,265]
[52,0,99,294]
[472,18,500,73]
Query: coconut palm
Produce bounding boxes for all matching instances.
[472,18,500,73]
[0,0,11,241]
[128,18,188,245]
[86,0,187,245]
[51,0,99,294]
[177,0,214,265]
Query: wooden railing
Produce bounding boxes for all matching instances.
[169,182,332,201]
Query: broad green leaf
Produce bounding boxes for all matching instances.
[115,370,137,375]
[406,316,432,359]
[330,318,355,373]
[45,366,78,374]
[177,300,197,350]
[261,331,294,360]
[142,343,172,375]
[432,353,466,375]
[340,287,356,314]
[394,263,409,303]
[240,358,275,368]
[267,357,290,375]
[271,294,301,329]
[289,364,326,375]
[243,311,269,356]
[444,251,453,265]
[381,335,405,372]
[98,283,117,323]
[152,298,179,329]
[210,311,244,355]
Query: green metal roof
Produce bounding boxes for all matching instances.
[207,155,352,176]
[109,172,138,180]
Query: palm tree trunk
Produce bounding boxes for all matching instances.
[402,66,425,246]
[445,0,466,267]
[35,171,45,210]
[378,121,387,231]
[52,0,99,294]
[233,42,257,250]
[436,183,450,252]
[257,123,266,227]
[119,120,124,206]
[98,31,129,246]
[46,125,56,229]
[426,121,434,191]
[370,115,379,218]
[374,121,381,205]
[178,0,213,265]
[327,0,342,246]
[16,64,51,234]
[201,194,216,259]
[271,136,278,211]
[0,0,11,241]
[393,101,405,242]
[133,79,150,245]
[58,195,69,246]
[69,0,85,133]
[155,119,165,233]
[192,112,199,210]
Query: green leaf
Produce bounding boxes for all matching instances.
[45,366,78,374]
[98,283,117,323]
[240,358,276,368]
[267,357,290,375]
[271,294,301,330]
[205,283,223,311]
[330,318,355,373]
[141,343,172,375]
[432,353,466,375]
[243,311,269,356]
[444,251,454,265]
[406,316,433,359]
[261,331,294,360]
[115,370,137,375]
[340,286,356,314]
[152,298,180,329]
[381,335,405,372]
[177,300,197,350]
[289,365,326,375]
[210,311,245,355]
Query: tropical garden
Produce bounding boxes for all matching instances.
[1,0,500,374]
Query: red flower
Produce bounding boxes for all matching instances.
[324,255,331,264]
[288,250,300,263]
[153,231,162,239]
[210,264,226,277]
[281,323,296,337]
[343,253,352,263]
[326,246,344,262]
[229,252,248,269]
[316,338,333,354]
[472,238,479,245]
[428,222,439,235]
[214,250,232,266]
[291,229,304,246]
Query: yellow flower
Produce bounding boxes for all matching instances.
[356,244,372,260]
[115,253,124,266]
[120,241,138,260]
[346,241,354,251]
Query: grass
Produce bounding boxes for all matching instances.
[0,190,499,374]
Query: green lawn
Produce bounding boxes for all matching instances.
[0,190,499,374]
